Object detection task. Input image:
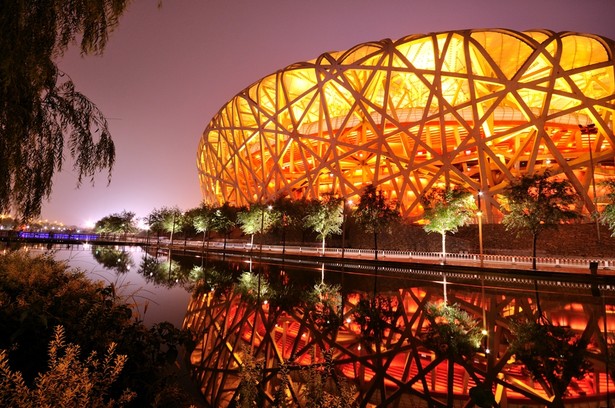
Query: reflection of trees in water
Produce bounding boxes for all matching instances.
[91,246,134,274]
[137,255,192,289]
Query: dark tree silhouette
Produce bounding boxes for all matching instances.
[0,1,135,220]
[502,172,580,270]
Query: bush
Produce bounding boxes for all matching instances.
[0,325,134,407]
[0,250,195,407]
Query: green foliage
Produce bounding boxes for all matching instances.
[0,0,132,220]
[138,255,187,289]
[190,266,234,297]
[502,172,580,238]
[600,179,615,236]
[509,318,592,399]
[353,184,400,235]
[186,203,217,235]
[422,186,476,236]
[236,271,270,304]
[0,251,196,407]
[303,194,343,242]
[146,206,184,236]
[210,202,237,237]
[305,283,343,331]
[421,302,483,360]
[92,246,134,273]
[94,211,138,235]
[0,325,134,408]
[237,203,279,237]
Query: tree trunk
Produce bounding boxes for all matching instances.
[532,233,538,270]
[441,232,446,264]
[374,232,378,261]
[321,236,326,256]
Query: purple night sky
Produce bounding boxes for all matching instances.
[42,0,615,227]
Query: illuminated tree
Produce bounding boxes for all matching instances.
[422,186,476,264]
[161,207,184,245]
[0,0,134,220]
[421,302,485,407]
[237,203,278,247]
[91,246,133,274]
[502,172,580,270]
[303,194,343,257]
[600,179,615,236]
[94,211,137,236]
[188,203,216,244]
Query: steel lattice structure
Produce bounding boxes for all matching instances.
[197,29,615,221]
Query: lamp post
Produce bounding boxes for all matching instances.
[477,191,484,268]
[341,199,352,261]
[579,123,600,242]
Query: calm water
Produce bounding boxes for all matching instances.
[27,244,193,327]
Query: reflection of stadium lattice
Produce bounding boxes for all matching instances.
[198,29,615,222]
[183,263,615,407]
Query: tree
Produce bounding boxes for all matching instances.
[271,196,310,254]
[94,210,137,236]
[353,184,400,260]
[0,1,134,220]
[421,302,485,407]
[600,179,615,236]
[303,194,343,257]
[146,206,184,245]
[187,203,217,249]
[237,203,278,247]
[92,246,133,274]
[422,186,476,264]
[502,172,580,270]
[509,317,592,408]
[211,202,237,254]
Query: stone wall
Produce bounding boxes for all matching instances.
[343,221,615,258]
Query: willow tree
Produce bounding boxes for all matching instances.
[0,1,134,220]
[502,172,580,270]
[422,186,476,264]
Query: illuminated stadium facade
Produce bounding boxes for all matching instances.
[197,29,615,221]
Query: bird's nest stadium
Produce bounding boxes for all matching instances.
[197,29,615,222]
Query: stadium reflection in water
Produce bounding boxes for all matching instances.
[183,253,615,408]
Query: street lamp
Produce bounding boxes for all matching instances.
[341,199,352,261]
[476,191,483,268]
[579,123,600,241]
